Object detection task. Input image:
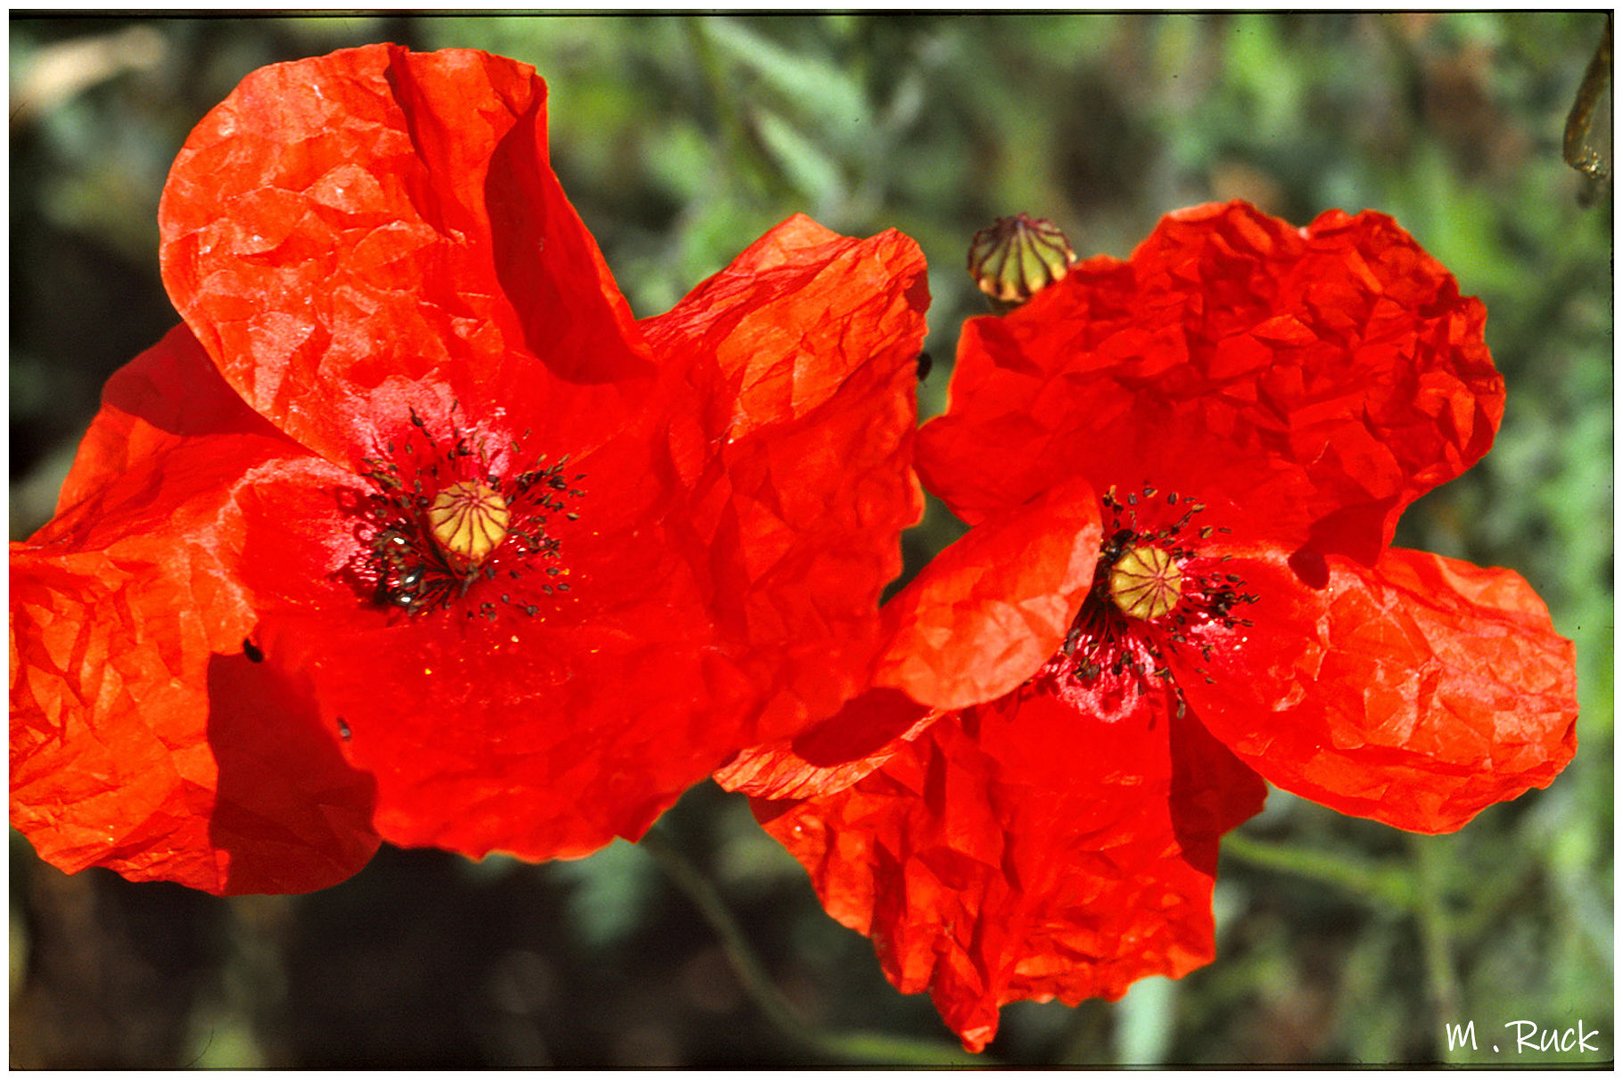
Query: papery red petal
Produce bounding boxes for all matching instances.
[159,43,653,466]
[920,201,1503,562]
[642,213,930,740]
[259,604,750,860]
[714,688,936,803]
[716,476,1102,801]
[758,685,1265,1052]
[10,328,380,893]
[875,476,1100,711]
[1172,544,1578,833]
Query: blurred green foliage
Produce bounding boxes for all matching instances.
[9,12,1612,1067]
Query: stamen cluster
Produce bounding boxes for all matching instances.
[1041,483,1259,704]
[357,406,585,620]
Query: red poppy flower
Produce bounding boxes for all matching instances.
[10,44,928,895]
[726,202,1578,1051]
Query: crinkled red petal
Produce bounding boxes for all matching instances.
[716,476,1101,800]
[758,686,1265,1052]
[642,213,930,741]
[159,43,653,467]
[875,475,1101,711]
[9,328,380,894]
[715,688,937,803]
[921,201,1503,563]
[1172,544,1578,833]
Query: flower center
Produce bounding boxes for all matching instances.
[352,406,585,620]
[1037,482,1258,710]
[428,481,509,570]
[1108,543,1182,620]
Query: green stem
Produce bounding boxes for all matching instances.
[639,826,984,1066]
[1222,831,1416,910]
[1410,835,1466,1063]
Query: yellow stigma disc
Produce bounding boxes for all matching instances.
[1108,544,1183,621]
[428,481,510,569]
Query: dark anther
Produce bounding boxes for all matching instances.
[243,638,264,663]
[337,717,352,741]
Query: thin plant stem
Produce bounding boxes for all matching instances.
[682,19,786,202]
[639,825,986,1066]
[1410,834,1466,1063]
[1221,830,1417,910]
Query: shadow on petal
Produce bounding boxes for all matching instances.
[1167,703,1268,867]
[206,651,381,895]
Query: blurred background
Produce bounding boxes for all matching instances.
[8,12,1612,1066]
